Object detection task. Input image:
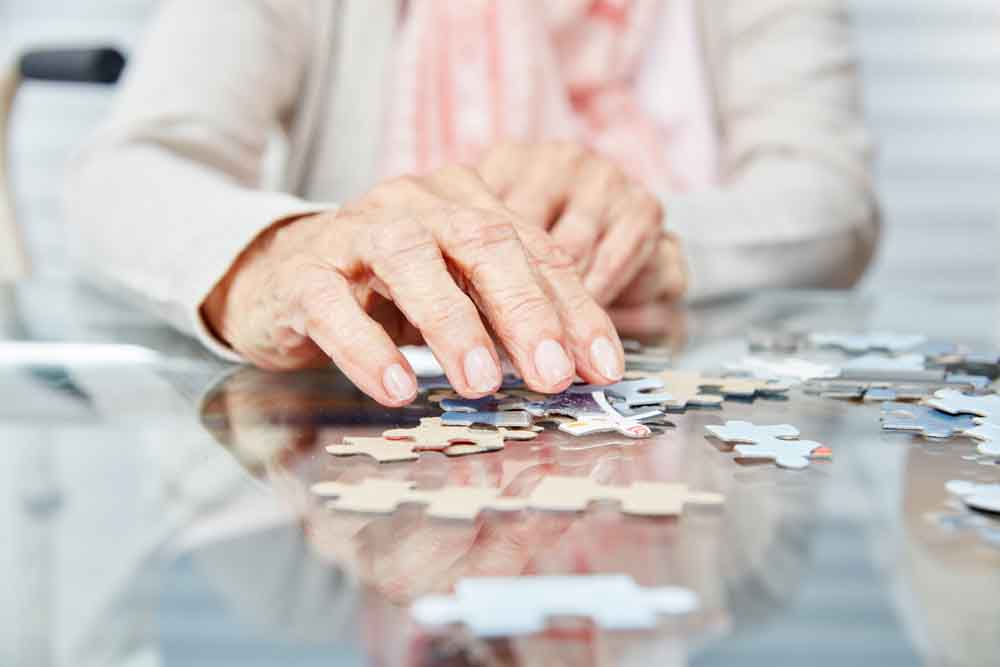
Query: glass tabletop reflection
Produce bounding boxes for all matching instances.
[1,281,998,667]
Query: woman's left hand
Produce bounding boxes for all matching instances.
[478,141,686,307]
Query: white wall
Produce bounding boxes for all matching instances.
[3,0,999,296]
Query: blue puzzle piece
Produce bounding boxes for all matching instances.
[568,378,673,408]
[441,410,533,428]
[880,402,977,439]
[440,395,528,413]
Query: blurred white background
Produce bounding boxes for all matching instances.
[2,0,998,296]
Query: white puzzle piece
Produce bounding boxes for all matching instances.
[963,419,1000,457]
[568,377,673,407]
[704,421,831,470]
[809,332,928,354]
[841,353,926,372]
[410,575,699,637]
[925,389,1000,421]
[946,480,1000,514]
[723,357,840,383]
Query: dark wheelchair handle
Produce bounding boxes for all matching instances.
[19,47,126,85]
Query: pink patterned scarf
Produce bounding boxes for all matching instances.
[381,0,706,193]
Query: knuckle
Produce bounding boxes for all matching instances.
[543,243,578,273]
[501,288,555,326]
[448,213,520,253]
[420,295,476,331]
[367,219,439,273]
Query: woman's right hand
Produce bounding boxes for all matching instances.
[202,166,625,406]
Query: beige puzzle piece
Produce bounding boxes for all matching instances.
[326,437,423,463]
[326,434,502,463]
[526,476,724,517]
[631,370,790,409]
[311,478,526,520]
[384,417,538,448]
[326,417,537,463]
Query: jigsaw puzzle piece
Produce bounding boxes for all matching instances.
[383,417,505,448]
[312,479,526,519]
[704,421,830,469]
[963,420,1000,457]
[419,374,523,393]
[879,403,977,439]
[925,389,1000,420]
[732,440,829,470]
[411,575,698,637]
[809,332,927,354]
[723,357,840,383]
[312,479,418,511]
[526,476,723,516]
[327,435,504,462]
[440,410,533,428]
[946,480,1000,514]
[705,421,800,443]
[569,377,673,407]
[438,394,527,412]
[326,437,420,463]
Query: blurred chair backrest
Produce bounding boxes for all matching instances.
[0,47,124,284]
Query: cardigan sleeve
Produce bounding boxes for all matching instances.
[65,0,329,358]
[668,0,879,301]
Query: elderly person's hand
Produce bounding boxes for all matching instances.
[478,142,687,307]
[202,166,625,406]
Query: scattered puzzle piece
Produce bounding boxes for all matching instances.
[748,329,808,353]
[945,480,1000,514]
[326,438,422,463]
[311,478,526,519]
[554,391,659,438]
[569,377,673,407]
[704,421,831,469]
[326,435,503,462]
[804,376,989,402]
[925,389,1000,421]
[631,370,789,410]
[723,357,840,383]
[963,419,1000,457]
[879,403,977,439]
[419,374,523,393]
[411,574,698,637]
[526,476,723,516]
[439,394,528,412]
[809,332,927,354]
[441,410,533,429]
[383,417,535,448]
[325,417,538,462]
[838,354,949,382]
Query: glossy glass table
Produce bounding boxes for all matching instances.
[2,280,998,667]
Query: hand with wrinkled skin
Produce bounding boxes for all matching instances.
[203,165,625,406]
[478,141,687,307]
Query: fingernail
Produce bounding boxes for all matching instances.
[534,339,573,386]
[383,363,417,402]
[590,336,623,381]
[464,346,501,393]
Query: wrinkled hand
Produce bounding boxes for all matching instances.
[203,166,625,406]
[478,141,687,307]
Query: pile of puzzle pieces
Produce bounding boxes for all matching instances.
[323,355,819,470]
[737,330,1000,534]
